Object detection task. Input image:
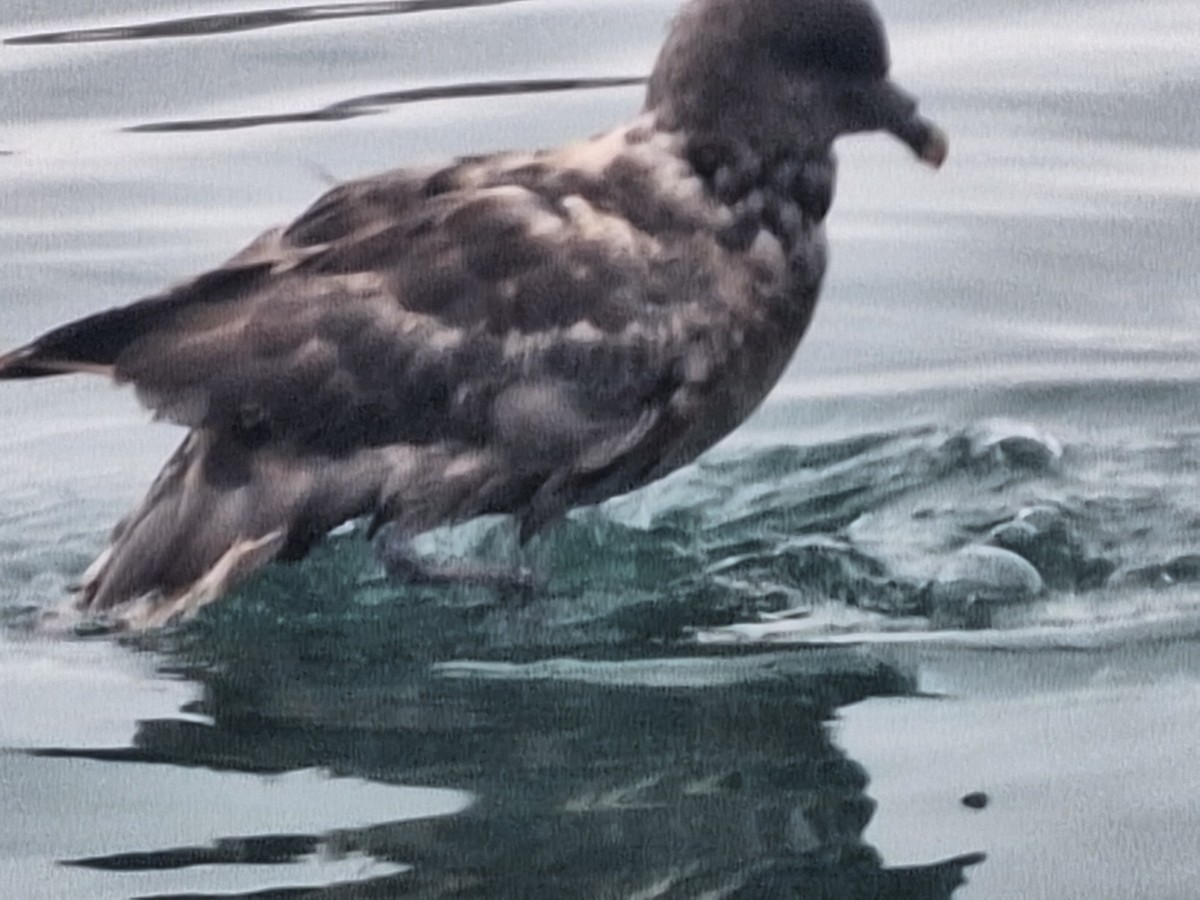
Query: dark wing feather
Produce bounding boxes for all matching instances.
[74,146,749,471]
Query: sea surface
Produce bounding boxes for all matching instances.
[2,0,1199,897]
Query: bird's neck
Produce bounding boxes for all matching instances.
[679,133,836,255]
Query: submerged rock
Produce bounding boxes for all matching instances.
[986,504,1115,591]
[925,545,1044,628]
[956,419,1063,471]
[961,792,989,810]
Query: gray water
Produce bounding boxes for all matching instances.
[2,0,1199,897]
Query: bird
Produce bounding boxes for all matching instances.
[0,0,946,627]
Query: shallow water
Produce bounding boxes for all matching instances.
[2,0,1199,896]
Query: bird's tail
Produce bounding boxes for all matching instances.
[75,429,294,629]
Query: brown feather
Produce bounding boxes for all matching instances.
[1,0,945,622]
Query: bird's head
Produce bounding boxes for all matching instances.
[645,0,947,167]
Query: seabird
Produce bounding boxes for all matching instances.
[1,0,946,625]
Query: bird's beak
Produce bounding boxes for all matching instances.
[891,109,949,168]
[846,79,948,169]
[873,80,945,168]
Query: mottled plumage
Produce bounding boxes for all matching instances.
[1,0,946,623]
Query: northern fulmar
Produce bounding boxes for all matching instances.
[1,0,946,625]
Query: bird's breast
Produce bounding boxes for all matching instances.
[642,148,837,474]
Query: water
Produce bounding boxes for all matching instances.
[2,0,1199,896]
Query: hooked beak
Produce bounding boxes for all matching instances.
[892,111,949,168]
[843,79,949,168]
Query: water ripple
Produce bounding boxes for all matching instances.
[125,75,647,133]
[5,0,534,46]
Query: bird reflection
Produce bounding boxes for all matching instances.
[43,626,983,898]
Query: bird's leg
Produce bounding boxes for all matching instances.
[373,524,543,603]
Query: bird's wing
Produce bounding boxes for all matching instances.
[7,146,758,480]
